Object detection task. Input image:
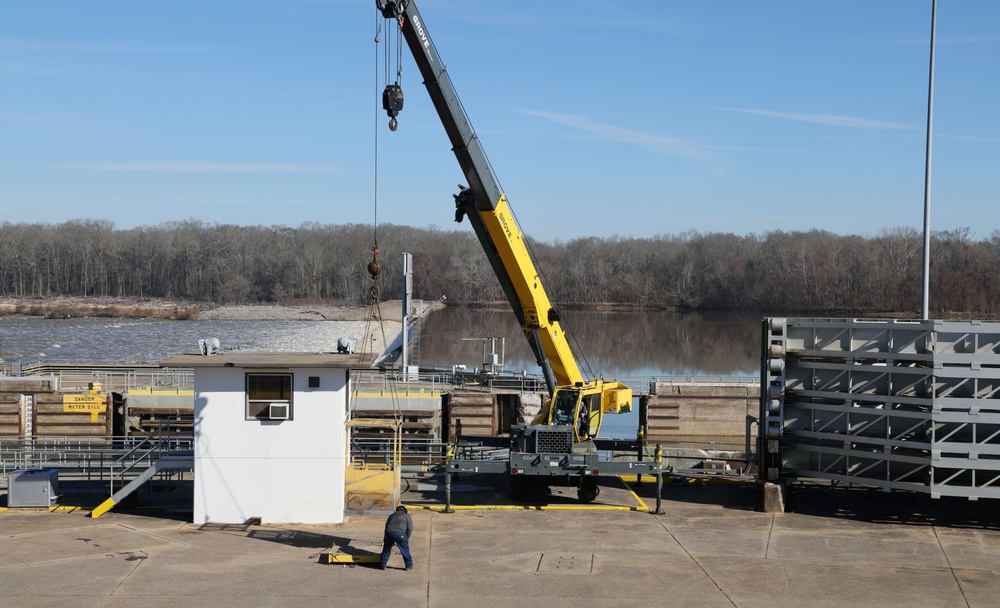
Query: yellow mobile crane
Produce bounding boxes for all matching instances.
[376,0,656,501]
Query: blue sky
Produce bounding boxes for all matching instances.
[1,1,997,242]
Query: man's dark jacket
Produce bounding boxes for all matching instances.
[385,510,412,538]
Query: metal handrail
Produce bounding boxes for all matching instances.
[106,418,191,492]
[1,421,194,487]
[11,364,195,392]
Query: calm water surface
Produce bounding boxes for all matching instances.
[419,307,761,378]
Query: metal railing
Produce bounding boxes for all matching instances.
[9,361,754,396]
[354,367,757,396]
[1,419,193,489]
[350,437,448,470]
[105,420,192,494]
[12,363,195,392]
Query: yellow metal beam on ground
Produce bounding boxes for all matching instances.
[326,553,380,564]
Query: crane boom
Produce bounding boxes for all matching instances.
[376,0,631,442]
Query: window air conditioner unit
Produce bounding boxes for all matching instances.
[268,403,289,420]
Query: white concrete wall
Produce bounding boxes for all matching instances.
[193,367,348,524]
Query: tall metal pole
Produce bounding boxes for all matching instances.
[401,252,413,377]
[920,0,937,320]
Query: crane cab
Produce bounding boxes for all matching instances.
[545,381,633,442]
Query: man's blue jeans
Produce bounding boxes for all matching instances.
[379,531,413,569]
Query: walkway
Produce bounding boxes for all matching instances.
[2,480,998,607]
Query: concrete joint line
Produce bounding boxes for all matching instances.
[425,517,433,608]
[1,522,120,540]
[108,550,149,598]
[764,514,775,559]
[0,549,138,572]
[655,517,737,608]
[116,524,190,547]
[931,524,972,608]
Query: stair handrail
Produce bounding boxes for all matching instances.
[107,417,189,492]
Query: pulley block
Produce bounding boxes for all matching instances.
[382,83,404,131]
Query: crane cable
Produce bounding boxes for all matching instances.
[355,10,402,429]
[371,12,383,288]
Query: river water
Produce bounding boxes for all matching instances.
[0,308,762,377]
[419,307,762,378]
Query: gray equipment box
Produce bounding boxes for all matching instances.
[7,469,60,507]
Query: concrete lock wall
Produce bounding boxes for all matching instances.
[193,367,348,524]
[644,381,759,442]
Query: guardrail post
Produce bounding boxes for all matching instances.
[653,443,665,515]
[636,429,645,486]
[443,443,455,513]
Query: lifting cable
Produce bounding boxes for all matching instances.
[350,13,383,426]
[353,10,404,440]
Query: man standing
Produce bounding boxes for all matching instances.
[379,505,413,570]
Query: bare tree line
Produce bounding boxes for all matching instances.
[1,220,998,315]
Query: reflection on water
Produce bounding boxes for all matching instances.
[418,308,761,378]
[0,308,762,378]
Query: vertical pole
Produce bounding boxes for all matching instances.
[636,430,644,487]
[444,443,454,513]
[636,397,647,486]
[653,443,664,515]
[920,0,937,320]
[401,252,413,377]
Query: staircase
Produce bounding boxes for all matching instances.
[89,421,193,517]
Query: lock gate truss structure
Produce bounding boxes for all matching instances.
[760,317,1000,500]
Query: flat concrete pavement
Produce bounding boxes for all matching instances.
[2,478,999,607]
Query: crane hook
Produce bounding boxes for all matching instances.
[389,117,398,131]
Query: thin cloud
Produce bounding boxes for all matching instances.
[0,39,221,55]
[725,108,915,130]
[66,161,343,174]
[0,60,97,78]
[521,110,714,159]
[0,110,105,136]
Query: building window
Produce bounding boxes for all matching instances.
[246,373,293,421]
